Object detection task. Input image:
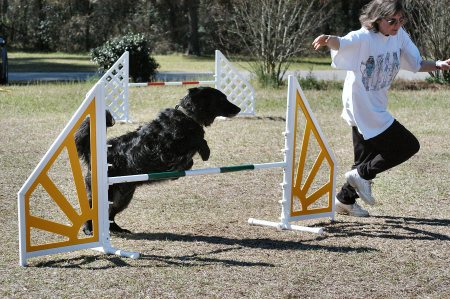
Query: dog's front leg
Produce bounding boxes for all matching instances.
[198,139,210,161]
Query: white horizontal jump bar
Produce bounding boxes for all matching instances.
[128,80,216,87]
[108,161,286,185]
[128,83,148,87]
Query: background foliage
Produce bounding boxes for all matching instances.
[1,0,448,85]
[0,0,375,54]
[90,33,159,82]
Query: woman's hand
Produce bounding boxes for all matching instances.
[312,34,329,50]
[436,59,450,71]
[312,34,339,51]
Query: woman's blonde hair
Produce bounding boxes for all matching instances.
[359,0,405,32]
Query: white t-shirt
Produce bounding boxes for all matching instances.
[331,27,422,139]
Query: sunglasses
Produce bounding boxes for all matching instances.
[385,17,407,26]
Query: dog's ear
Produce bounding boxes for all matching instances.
[105,109,115,127]
[188,87,201,96]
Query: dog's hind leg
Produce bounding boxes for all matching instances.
[108,185,136,234]
[82,172,95,235]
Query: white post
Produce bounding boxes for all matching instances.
[279,75,297,227]
[93,81,140,259]
[214,50,221,90]
[18,191,26,266]
[248,76,329,235]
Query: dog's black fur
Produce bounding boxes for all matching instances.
[75,87,240,234]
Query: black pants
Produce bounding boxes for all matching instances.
[337,120,420,204]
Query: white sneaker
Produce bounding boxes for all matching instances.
[345,169,376,205]
[335,198,369,217]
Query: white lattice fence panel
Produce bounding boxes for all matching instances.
[100,52,130,122]
[215,50,255,116]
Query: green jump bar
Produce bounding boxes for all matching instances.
[146,164,256,181]
[147,170,186,180]
[220,164,255,173]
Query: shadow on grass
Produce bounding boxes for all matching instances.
[32,216,447,269]
[140,247,274,268]
[34,247,273,269]
[325,215,450,241]
[123,231,376,253]
[33,230,376,269]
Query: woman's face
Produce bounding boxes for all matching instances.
[377,11,407,36]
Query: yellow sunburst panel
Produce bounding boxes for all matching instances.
[290,91,335,217]
[24,100,99,252]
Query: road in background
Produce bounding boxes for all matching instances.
[8,69,430,83]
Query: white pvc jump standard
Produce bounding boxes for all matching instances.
[249,76,337,233]
[18,82,139,267]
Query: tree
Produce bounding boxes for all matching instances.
[229,0,332,87]
[185,0,200,55]
[151,0,201,55]
[404,0,450,83]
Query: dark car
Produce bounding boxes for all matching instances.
[0,36,8,84]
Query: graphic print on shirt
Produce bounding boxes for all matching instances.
[360,56,375,90]
[372,54,384,90]
[380,53,390,89]
[360,51,400,91]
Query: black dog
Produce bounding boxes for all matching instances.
[75,87,240,234]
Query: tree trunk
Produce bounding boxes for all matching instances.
[1,0,8,17]
[185,0,200,55]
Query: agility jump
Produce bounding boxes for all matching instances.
[18,75,336,266]
[103,50,255,123]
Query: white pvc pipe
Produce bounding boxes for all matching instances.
[128,83,148,87]
[197,81,216,85]
[248,218,324,235]
[254,162,286,169]
[108,174,149,185]
[94,245,140,259]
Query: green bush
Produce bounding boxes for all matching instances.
[298,73,342,90]
[425,71,450,85]
[90,33,159,82]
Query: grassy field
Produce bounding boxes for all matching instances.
[8,52,333,73]
[0,82,449,298]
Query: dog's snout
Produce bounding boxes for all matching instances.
[224,101,241,117]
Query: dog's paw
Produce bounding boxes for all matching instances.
[83,227,93,236]
[110,222,132,234]
[83,220,93,235]
[199,140,210,161]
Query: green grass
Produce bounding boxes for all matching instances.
[1,83,448,298]
[154,54,332,72]
[8,51,333,73]
[8,52,98,72]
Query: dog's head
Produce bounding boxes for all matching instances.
[179,87,241,127]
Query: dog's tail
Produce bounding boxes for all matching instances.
[75,110,115,165]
